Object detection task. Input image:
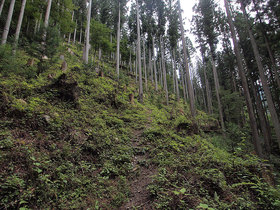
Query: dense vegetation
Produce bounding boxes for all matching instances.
[0,0,279,209]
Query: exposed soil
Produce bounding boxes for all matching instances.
[121,112,157,209]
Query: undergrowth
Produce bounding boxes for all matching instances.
[0,43,279,209]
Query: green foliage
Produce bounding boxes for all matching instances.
[0,38,279,210]
[0,45,36,78]
[90,20,113,54]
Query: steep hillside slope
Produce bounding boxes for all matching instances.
[0,44,279,209]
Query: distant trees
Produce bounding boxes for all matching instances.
[179,0,196,117]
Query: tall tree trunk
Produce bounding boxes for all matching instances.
[34,19,38,35]
[210,53,225,132]
[1,0,16,45]
[172,53,176,94]
[181,66,187,103]
[240,2,280,150]
[0,0,5,17]
[37,13,42,32]
[136,0,143,103]
[129,49,132,73]
[116,3,121,79]
[83,0,92,64]
[173,49,180,102]
[73,20,77,43]
[184,73,189,100]
[224,0,262,156]
[178,44,187,103]
[159,56,163,87]
[143,41,148,90]
[79,20,83,44]
[202,55,213,114]
[68,11,74,44]
[252,0,280,89]
[160,36,169,105]
[152,37,158,91]
[149,48,153,83]
[43,0,53,41]
[250,78,272,155]
[135,47,138,83]
[178,0,196,117]
[201,86,207,112]
[14,0,27,47]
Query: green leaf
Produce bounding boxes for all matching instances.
[180,188,186,194]
[173,190,180,195]
[198,203,209,208]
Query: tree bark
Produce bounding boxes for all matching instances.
[201,54,213,114]
[224,0,262,156]
[38,13,42,32]
[172,52,176,94]
[14,0,27,46]
[129,49,132,73]
[136,0,143,103]
[178,0,196,117]
[159,56,163,87]
[68,11,74,44]
[252,0,280,89]
[116,3,121,79]
[42,0,53,42]
[178,44,187,103]
[0,0,5,17]
[250,78,272,155]
[209,53,225,132]
[149,48,153,83]
[160,36,169,105]
[79,19,83,44]
[83,0,92,64]
[152,37,158,91]
[73,20,77,43]
[1,0,16,45]
[173,49,180,102]
[44,0,52,28]
[240,2,280,150]
[143,41,148,90]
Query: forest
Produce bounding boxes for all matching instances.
[0,0,280,209]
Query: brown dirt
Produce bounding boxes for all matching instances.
[121,111,156,209]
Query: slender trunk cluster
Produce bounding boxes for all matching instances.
[224,0,262,156]
[240,2,280,151]
[178,0,196,117]
[202,57,213,114]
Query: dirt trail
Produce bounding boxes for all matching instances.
[121,111,156,209]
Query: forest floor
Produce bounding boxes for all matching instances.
[1,44,279,209]
[122,110,157,209]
